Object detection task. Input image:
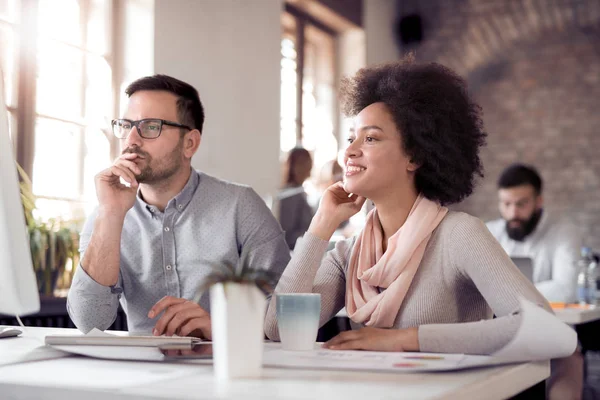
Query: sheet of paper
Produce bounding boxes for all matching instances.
[0,330,71,367]
[87,327,114,336]
[263,298,577,373]
[0,357,198,389]
[0,343,70,366]
[51,344,166,362]
[491,298,578,361]
[263,345,482,372]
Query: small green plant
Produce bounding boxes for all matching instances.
[194,259,279,301]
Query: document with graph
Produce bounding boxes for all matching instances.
[263,298,578,373]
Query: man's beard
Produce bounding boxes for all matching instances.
[506,209,543,242]
[122,139,183,185]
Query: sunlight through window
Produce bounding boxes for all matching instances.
[30,0,116,222]
[280,13,338,202]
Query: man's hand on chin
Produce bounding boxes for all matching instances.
[148,296,212,339]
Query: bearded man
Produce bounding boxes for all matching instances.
[67,75,289,337]
[487,164,579,303]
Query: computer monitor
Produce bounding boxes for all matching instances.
[0,67,40,316]
[511,257,534,282]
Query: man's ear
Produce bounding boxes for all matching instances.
[535,194,544,209]
[183,129,201,159]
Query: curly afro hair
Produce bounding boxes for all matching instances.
[340,56,487,205]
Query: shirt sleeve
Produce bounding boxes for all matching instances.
[418,215,552,355]
[236,187,291,298]
[264,232,353,341]
[66,208,122,333]
[534,222,580,303]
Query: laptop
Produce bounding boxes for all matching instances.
[511,257,534,282]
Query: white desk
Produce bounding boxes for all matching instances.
[0,326,549,400]
[340,305,600,326]
[553,306,600,325]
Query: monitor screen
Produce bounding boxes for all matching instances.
[0,67,40,316]
[511,257,534,283]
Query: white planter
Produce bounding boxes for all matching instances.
[209,282,266,380]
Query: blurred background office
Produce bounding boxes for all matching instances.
[2,0,600,298]
[1,0,600,395]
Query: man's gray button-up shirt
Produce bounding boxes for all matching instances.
[67,169,290,333]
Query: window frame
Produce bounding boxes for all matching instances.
[282,3,339,150]
[9,0,120,208]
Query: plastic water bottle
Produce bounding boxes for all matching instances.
[577,247,592,305]
[595,255,600,304]
[588,253,599,306]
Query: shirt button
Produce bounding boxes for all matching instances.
[149,207,155,213]
[165,265,172,270]
[178,205,183,210]
[164,227,170,232]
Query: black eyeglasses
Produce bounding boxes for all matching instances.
[111,118,192,139]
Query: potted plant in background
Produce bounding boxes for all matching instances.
[17,164,81,296]
[195,258,278,380]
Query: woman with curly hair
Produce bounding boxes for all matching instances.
[264,57,557,357]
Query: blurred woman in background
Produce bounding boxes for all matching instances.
[277,147,314,250]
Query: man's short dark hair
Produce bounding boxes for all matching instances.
[125,74,205,134]
[498,164,543,195]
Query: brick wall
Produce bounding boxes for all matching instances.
[399,0,600,249]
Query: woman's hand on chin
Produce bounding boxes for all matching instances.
[308,182,366,240]
[322,326,420,352]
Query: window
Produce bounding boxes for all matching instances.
[1,0,153,221]
[29,0,113,221]
[280,4,367,234]
[280,7,339,188]
[0,0,19,146]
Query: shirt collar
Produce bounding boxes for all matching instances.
[137,168,200,216]
[172,168,200,212]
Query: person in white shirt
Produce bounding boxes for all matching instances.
[487,164,580,303]
[487,164,583,400]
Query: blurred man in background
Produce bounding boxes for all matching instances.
[487,163,580,303]
[487,163,583,400]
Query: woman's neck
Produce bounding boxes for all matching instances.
[373,185,419,251]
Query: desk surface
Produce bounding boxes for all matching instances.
[553,306,600,325]
[340,305,600,326]
[0,326,549,400]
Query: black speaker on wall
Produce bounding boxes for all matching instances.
[396,14,423,45]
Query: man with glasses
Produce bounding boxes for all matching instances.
[67,75,290,339]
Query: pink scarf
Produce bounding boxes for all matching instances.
[346,194,448,328]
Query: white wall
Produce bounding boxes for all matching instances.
[121,0,155,106]
[154,0,283,198]
[364,0,400,65]
[337,29,366,147]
